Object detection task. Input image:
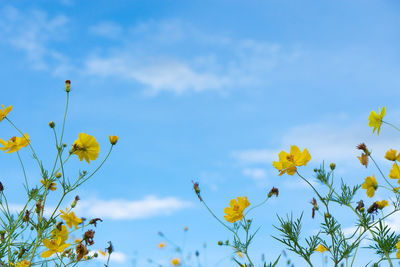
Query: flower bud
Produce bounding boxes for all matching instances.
[109,135,119,145]
[217,241,223,246]
[329,163,336,171]
[65,80,71,92]
[49,121,55,128]
[56,172,62,178]
[268,187,279,198]
[0,182,3,192]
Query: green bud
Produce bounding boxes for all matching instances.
[330,163,336,171]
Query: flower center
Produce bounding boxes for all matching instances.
[286,154,294,162]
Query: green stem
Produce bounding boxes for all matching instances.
[383,121,400,133]
[17,151,28,188]
[5,117,41,168]
[244,196,269,216]
[369,154,394,189]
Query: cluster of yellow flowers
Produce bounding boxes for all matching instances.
[0,81,119,266]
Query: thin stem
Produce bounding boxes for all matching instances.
[5,117,41,168]
[383,121,400,133]
[200,200,235,236]
[72,146,113,188]
[369,154,394,189]
[244,196,269,216]
[17,151,28,188]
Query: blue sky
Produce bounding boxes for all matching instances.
[1,0,400,266]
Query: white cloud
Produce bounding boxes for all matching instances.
[8,195,192,221]
[84,55,230,95]
[90,250,128,264]
[232,117,400,168]
[75,195,192,220]
[0,6,68,70]
[83,19,295,95]
[242,168,267,180]
[89,21,123,39]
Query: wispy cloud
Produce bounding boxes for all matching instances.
[75,195,192,220]
[90,250,128,264]
[242,168,267,180]
[232,116,400,168]
[8,195,192,221]
[83,19,296,95]
[89,21,123,39]
[0,6,68,70]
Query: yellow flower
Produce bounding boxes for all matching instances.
[98,250,107,256]
[396,239,400,258]
[158,242,166,248]
[224,196,250,223]
[41,237,70,258]
[236,252,243,258]
[41,179,57,191]
[361,175,378,198]
[109,135,119,145]
[171,258,181,266]
[60,209,82,229]
[376,200,389,209]
[71,133,100,163]
[389,163,400,180]
[0,105,12,122]
[0,134,30,153]
[385,149,400,161]
[273,145,311,176]
[13,260,30,267]
[315,244,329,253]
[51,225,68,243]
[368,106,385,135]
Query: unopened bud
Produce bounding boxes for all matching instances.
[56,172,62,179]
[65,80,71,92]
[217,241,223,246]
[49,121,55,128]
[329,163,336,171]
[268,187,279,198]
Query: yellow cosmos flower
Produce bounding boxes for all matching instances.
[51,225,69,243]
[109,135,119,145]
[41,179,57,191]
[158,242,166,248]
[396,239,400,258]
[98,250,107,256]
[368,106,385,135]
[11,260,31,267]
[385,149,400,161]
[389,163,400,180]
[273,145,311,176]
[376,200,389,209]
[171,258,181,266]
[224,196,250,223]
[0,134,30,153]
[315,244,329,253]
[71,133,100,163]
[60,209,82,229]
[361,175,378,198]
[0,105,12,122]
[41,237,70,258]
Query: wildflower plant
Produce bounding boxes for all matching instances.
[271,107,400,266]
[193,181,280,267]
[0,80,117,266]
